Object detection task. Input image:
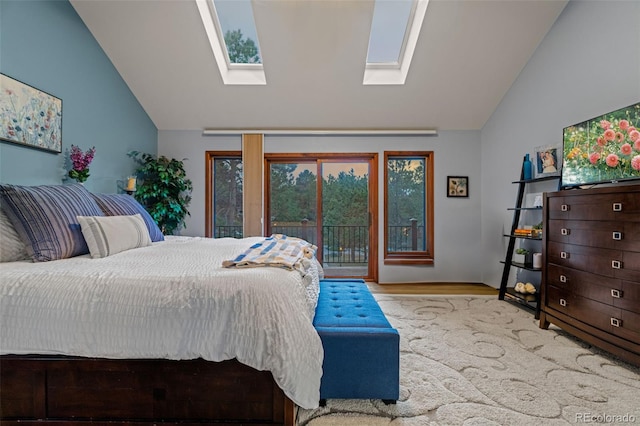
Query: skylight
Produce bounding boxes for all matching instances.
[364,0,429,85]
[367,0,414,65]
[213,0,262,66]
[196,0,266,85]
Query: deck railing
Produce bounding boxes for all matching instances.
[214,222,424,264]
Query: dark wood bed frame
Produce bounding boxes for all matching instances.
[0,355,295,425]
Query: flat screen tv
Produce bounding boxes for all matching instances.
[561,102,640,189]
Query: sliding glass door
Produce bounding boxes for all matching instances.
[266,154,377,280]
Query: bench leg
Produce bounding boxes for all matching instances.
[319,399,327,407]
[382,399,396,405]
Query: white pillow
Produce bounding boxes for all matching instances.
[0,207,29,262]
[77,214,151,258]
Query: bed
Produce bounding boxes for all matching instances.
[0,183,323,425]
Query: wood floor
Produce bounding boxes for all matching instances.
[367,282,498,295]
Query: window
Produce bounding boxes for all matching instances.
[366,0,414,65]
[205,151,243,238]
[213,0,262,66]
[364,0,430,85]
[384,151,434,264]
[196,0,266,85]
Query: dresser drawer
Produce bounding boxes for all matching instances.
[545,285,639,343]
[547,265,639,314]
[547,241,623,279]
[546,285,618,332]
[547,219,640,252]
[620,281,640,314]
[546,263,619,299]
[548,193,640,222]
[616,309,640,344]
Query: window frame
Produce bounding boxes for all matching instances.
[383,151,434,265]
[205,150,242,238]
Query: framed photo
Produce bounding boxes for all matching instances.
[533,144,561,177]
[447,176,469,198]
[0,73,62,153]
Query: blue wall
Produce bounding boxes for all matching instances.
[0,0,156,192]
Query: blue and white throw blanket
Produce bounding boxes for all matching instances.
[222,234,318,275]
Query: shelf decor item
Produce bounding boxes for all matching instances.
[67,145,96,183]
[523,154,532,180]
[0,73,62,153]
[533,144,561,178]
[514,248,531,266]
[446,176,468,198]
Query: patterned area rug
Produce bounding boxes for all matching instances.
[297,296,640,425]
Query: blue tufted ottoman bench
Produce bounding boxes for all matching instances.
[313,279,399,404]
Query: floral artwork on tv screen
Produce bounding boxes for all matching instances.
[562,103,640,188]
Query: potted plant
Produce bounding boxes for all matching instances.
[514,248,532,266]
[128,151,193,235]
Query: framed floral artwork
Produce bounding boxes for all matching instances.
[447,176,468,198]
[0,73,62,153]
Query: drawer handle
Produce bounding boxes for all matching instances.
[561,228,570,236]
[559,298,567,307]
[611,289,622,298]
[560,251,569,259]
[612,203,622,212]
[612,231,622,240]
[610,318,622,327]
[612,260,622,269]
[560,275,567,283]
[561,204,569,212]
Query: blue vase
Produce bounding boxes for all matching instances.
[523,154,532,180]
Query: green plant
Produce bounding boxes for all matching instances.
[128,151,193,235]
[515,248,530,255]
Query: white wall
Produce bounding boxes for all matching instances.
[480,0,640,288]
[159,130,483,283]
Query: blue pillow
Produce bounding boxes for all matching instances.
[0,183,104,262]
[91,193,164,242]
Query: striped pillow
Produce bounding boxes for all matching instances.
[0,183,104,262]
[91,193,164,242]
[0,207,29,262]
[77,214,151,258]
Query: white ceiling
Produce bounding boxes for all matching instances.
[70,0,568,132]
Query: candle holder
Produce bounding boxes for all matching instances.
[124,176,137,194]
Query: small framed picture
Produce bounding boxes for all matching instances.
[533,144,561,177]
[447,176,468,198]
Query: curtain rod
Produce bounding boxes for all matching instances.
[202,129,438,136]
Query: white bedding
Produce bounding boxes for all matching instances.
[0,236,323,409]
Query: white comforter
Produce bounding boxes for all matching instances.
[0,236,323,409]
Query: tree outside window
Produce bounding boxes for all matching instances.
[384,151,434,264]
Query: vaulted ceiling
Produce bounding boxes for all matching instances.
[70,0,568,132]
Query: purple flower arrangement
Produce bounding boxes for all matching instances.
[68,145,96,183]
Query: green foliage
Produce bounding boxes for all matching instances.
[269,164,317,223]
[213,158,243,228]
[128,151,193,235]
[387,159,425,226]
[224,29,260,64]
[322,170,368,226]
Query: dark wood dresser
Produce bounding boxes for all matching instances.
[540,184,640,366]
